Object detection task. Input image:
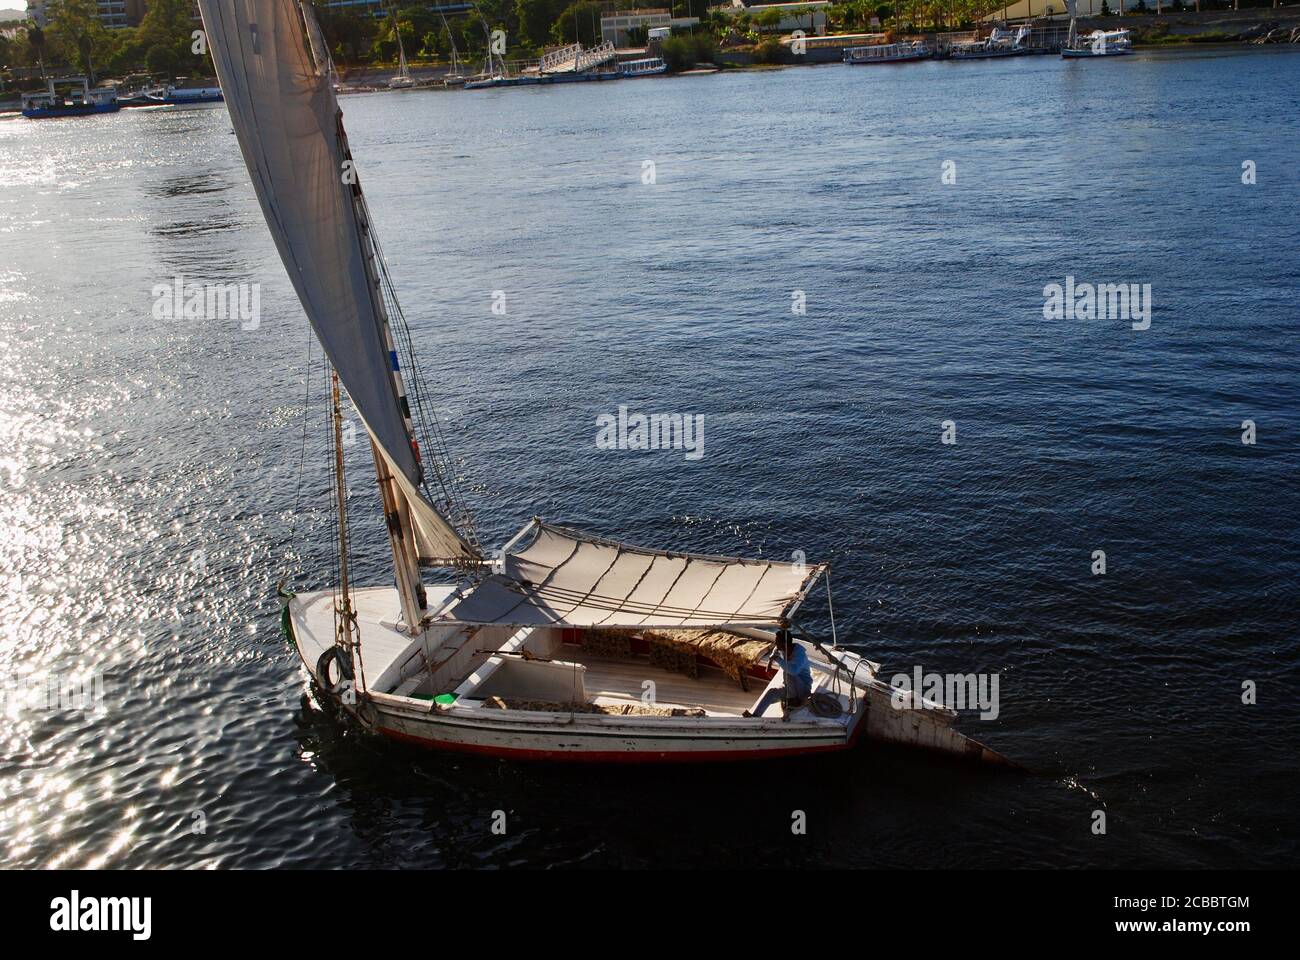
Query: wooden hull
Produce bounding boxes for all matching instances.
[1061,47,1131,58]
[370,698,857,763]
[845,55,930,64]
[948,49,1029,60]
[283,585,1015,767]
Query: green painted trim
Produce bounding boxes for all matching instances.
[279,590,297,647]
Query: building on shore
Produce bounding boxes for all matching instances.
[320,0,476,15]
[981,0,1112,18]
[715,1,831,35]
[26,1,149,29]
[600,9,701,48]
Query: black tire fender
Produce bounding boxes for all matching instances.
[315,645,354,694]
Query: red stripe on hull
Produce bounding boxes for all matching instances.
[377,726,852,763]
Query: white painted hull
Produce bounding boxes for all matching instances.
[369,696,854,762]
[1061,47,1131,58]
[949,48,1029,60]
[845,54,929,64]
[284,586,1015,766]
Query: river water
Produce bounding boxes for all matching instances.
[1,46,1298,869]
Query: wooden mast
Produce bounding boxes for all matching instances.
[371,444,425,634]
[333,110,432,637]
[331,371,359,670]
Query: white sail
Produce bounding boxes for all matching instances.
[198,0,477,563]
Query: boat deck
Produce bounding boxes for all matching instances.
[292,586,462,692]
[560,645,761,717]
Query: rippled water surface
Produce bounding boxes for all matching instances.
[2,46,1298,869]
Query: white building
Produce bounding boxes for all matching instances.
[27,0,146,29]
[981,0,1123,18]
[96,1,130,29]
[600,9,701,48]
[26,1,51,27]
[715,2,830,35]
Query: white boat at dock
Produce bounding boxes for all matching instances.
[843,41,931,64]
[948,25,1032,60]
[21,76,119,118]
[198,0,1015,768]
[1061,3,1133,58]
[386,2,416,88]
[621,56,668,77]
[1062,29,1131,58]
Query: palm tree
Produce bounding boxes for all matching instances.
[28,25,47,80]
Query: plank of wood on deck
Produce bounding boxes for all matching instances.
[561,646,757,716]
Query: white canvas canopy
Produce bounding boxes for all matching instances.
[198,0,477,563]
[441,521,825,629]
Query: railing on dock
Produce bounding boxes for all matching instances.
[933,24,1070,53]
[539,40,618,74]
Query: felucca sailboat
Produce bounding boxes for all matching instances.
[199,0,1014,766]
[1061,0,1132,59]
[386,3,415,88]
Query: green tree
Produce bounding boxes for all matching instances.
[139,0,196,45]
[551,1,603,46]
[145,43,175,75]
[419,30,445,60]
[515,0,569,49]
[660,34,693,71]
[317,9,378,66]
[50,0,108,78]
[27,25,47,76]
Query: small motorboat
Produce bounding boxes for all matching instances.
[844,41,931,64]
[21,77,119,118]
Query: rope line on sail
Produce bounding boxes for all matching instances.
[537,520,817,570]
[488,572,787,623]
[322,52,481,566]
[286,327,314,578]
[359,187,483,561]
[591,552,661,627]
[488,539,585,625]
[325,358,342,648]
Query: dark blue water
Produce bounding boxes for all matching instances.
[1,46,1298,868]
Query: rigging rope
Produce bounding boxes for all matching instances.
[285,328,314,581]
[359,187,483,560]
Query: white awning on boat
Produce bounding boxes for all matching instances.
[439,520,825,629]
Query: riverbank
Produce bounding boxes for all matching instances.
[1083,5,1300,43]
[316,5,1300,83]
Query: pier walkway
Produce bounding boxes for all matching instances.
[540,41,618,74]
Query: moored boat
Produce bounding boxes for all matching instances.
[948,25,1032,60]
[199,0,1016,769]
[116,75,224,107]
[843,41,931,64]
[1060,0,1132,58]
[620,56,668,77]
[154,83,224,104]
[1062,30,1131,58]
[386,2,416,88]
[21,77,119,118]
